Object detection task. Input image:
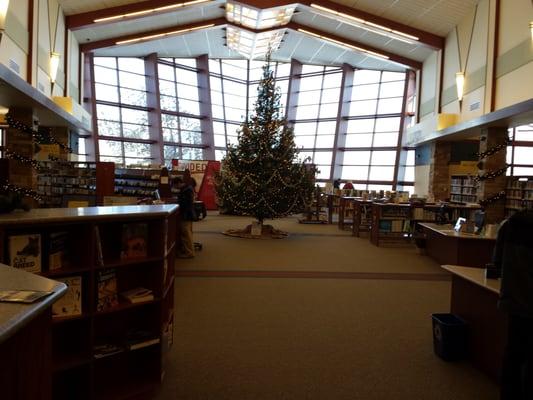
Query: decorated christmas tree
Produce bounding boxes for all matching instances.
[215,58,316,238]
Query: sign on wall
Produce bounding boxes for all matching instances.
[172,160,221,210]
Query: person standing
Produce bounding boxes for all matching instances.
[493,210,533,400]
[174,176,196,258]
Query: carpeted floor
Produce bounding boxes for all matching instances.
[154,213,498,400]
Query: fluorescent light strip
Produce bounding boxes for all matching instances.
[94,0,210,23]
[309,3,419,42]
[116,23,214,45]
[297,28,389,60]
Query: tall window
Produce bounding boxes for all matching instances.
[341,69,406,191]
[293,66,343,180]
[157,58,204,164]
[508,124,533,176]
[94,57,152,166]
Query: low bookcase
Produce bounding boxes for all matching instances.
[0,205,177,400]
[370,203,412,246]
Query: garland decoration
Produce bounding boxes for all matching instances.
[0,147,43,170]
[474,165,509,182]
[479,191,506,207]
[0,181,43,202]
[5,114,73,153]
[475,138,511,159]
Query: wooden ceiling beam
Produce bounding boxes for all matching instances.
[287,23,422,70]
[80,17,227,53]
[66,0,217,31]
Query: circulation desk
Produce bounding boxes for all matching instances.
[418,223,496,268]
[0,265,67,400]
[441,265,506,382]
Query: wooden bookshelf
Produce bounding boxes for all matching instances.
[505,176,533,217]
[370,203,412,246]
[450,175,478,204]
[351,198,373,237]
[0,205,177,400]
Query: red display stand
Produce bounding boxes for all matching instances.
[172,160,221,210]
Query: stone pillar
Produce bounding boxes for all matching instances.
[5,108,39,208]
[428,141,451,201]
[477,127,507,223]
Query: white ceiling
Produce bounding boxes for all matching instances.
[60,0,481,70]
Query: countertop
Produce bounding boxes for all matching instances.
[441,265,500,295]
[419,222,497,241]
[0,204,179,226]
[0,265,66,343]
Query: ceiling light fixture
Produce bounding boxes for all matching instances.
[0,0,9,34]
[94,0,211,23]
[530,21,533,40]
[227,26,285,59]
[116,23,215,45]
[297,28,389,60]
[455,72,465,103]
[226,1,295,30]
[309,3,419,44]
[50,52,61,83]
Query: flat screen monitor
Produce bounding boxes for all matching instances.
[454,217,466,232]
[474,210,485,231]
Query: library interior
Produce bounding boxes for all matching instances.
[0,0,532,399]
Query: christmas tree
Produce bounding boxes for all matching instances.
[215,58,316,237]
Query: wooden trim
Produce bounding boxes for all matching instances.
[287,23,423,71]
[80,17,226,53]
[84,53,99,159]
[26,0,34,85]
[196,54,216,160]
[490,0,500,112]
[438,50,445,113]
[392,71,411,191]
[63,29,68,97]
[144,53,163,164]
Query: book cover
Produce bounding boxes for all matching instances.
[93,343,124,359]
[52,276,82,317]
[0,290,53,303]
[378,220,392,232]
[94,226,104,266]
[120,223,148,259]
[96,268,119,311]
[48,231,69,271]
[8,234,42,273]
[125,330,160,351]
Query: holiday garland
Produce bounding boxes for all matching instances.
[479,190,506,207]
[0,146,43,170]
[473,165,509,182]
[475,138,511,159]
[5,114,73,153]
[0,181,43,202]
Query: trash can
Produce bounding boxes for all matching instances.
[432,313,468,361]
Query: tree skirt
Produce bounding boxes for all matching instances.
[222,224,289,239]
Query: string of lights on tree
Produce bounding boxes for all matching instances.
[0,146,43,170]
[0,181,43,202]
[5,114,73,153]
[474,164,509,182]
[479,190,506,207]
[475,138,511,159]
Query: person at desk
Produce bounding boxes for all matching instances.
[492,210,533,400]
[173,176,196,258]
[342,180,354,190]
[333,178,341,190]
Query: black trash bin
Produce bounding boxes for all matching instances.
[432,313,468,361]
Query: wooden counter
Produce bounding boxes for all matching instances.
[0,265,66,400]
[441,265,506,382]
[420,223,496,268]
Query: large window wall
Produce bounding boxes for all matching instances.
[507,124,533,176]
[91,56,413,189]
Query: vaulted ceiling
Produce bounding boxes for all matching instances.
[59,0,481,72]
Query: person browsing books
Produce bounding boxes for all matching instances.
[492,210,533,400]
[173,176,196,258]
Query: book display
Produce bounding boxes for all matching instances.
[505,177,533,216]
[450,175,478,204]
[114,167,162,198]
[0,205,178,400]
[370,203,412,246]
[7,233,42,273]
[351,199,373,237]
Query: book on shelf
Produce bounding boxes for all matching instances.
[120,223,148,259]
[0,289,53,304]
[96,268,119,311]
[8,234,42,273]
[125,330,160,351]
[120,287,154,304]
[52,276,82,317]
[48,231,69,271]
[94,226,104,267]
[93,343,124,359]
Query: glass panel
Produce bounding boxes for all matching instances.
[225,107,246,121]
[181,131,202,144]
[178,99,201,115]
[317,121,337,135]
[341,166,369,180]
[99,139,123,156]
[321,87,340,104]
[180,117,202,132]
[94,57,116,69]
[209,60,221,74]
[158,64,175,81]
[97,104,120,121]
[161,114,178,129]
[118,58,145,74]
[377,97,403,114]
[506,146,513,164]
[375,117,400,132]
[295,135,316,148]
[319,103,338,118]
[300,75,323,91]
[164,145,180,161]
[211,91,223,105]
[297,90,321,105]
[371,151,397,165]
[372,132,399,147]
[513,147,533,165]
[122,123,149,139]
[345,134,373,147]
[349,100,377,116]
[121,108,148,125]
[295,105,319,120]
[403,166,415,181]
[301,65,324,74]
[176,58,197,68]
[513,166,533,175]
[381,71,405,82]
[120,88,147,107]
[119,71,146,91]
[316,165,330,179]
[223,79,247,96]
[175,69,198,86]
[343,151,371,165]
[210,77,222,92]
[160,95,178,112]
[351,84,379,101]
[276,63,291,77]
[314,135,334,148]
[214,134,226,147]
[515,125,533,141]
[95,84,119,102]
[313,152,332,164]
[159,79,176,96]
[346,119,375,134]
[177,84,200,101]
[322,73,342,89]
[405,150,415,165]
[97,120,121,137]
[124,142,150,157]
[212,105,224,119]
[293,122,317,136]
[379,81,405,98]
[94,66,117,86]
[163,128,180,142]
[353,70,381,85]
[369,166,394,180]
[182,147,203,160]
[215,150,226,160]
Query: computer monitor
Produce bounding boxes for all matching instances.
[454,217,466,232]
[474,210,485,233]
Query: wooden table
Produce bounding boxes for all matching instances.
[419,223,497,268]
[0,265,66,400]
[441,265,506,382]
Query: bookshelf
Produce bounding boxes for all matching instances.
[351,199,372,237]
[0,205,177,400]
[114,167,163,198]
[370,203,412,246]
[505,177,533,217]
[450,175,478,203]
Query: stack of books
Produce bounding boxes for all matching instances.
[121,287,154,304]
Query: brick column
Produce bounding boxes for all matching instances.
[428,141,451,201]
[5,108,39,208]
[477,127,507,223]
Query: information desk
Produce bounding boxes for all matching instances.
[419,223,496,268]
[441,265,506,382]
[0,265,66,400]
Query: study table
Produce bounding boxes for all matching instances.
[0,265,67,400]
[419,222,496,268]
[441,265,506,382]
